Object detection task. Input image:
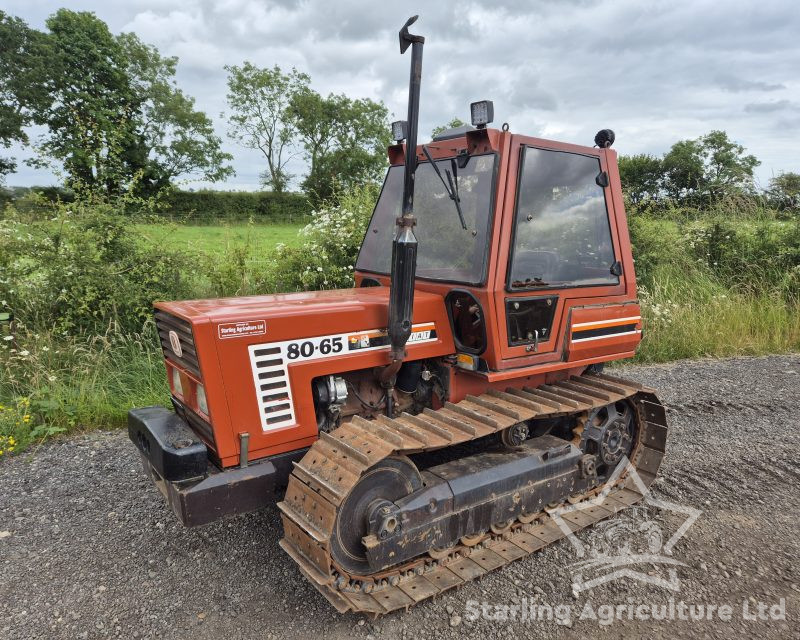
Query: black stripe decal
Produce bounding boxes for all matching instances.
[572,323,638,341]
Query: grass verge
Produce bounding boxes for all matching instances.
[635,267,800,362]
[1,324,169,454]
[4,273,797,454]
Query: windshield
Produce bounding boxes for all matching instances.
[356,153,497,285]
[509,147,618,289]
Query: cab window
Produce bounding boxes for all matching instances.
[509,147,618,290]
[357,154,497,286]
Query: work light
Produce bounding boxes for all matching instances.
[391,120,408,142]
[470,100,494,128]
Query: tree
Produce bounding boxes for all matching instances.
[661,139,705,202]
[431,118,467,138]
[698,130,759,200]
[0,11,52,180]
[33,9,135,194]
[225,63,309,193]
[661,130,759,205]
[291,89,390,204]
[3,10,230,198]
[768,172,800,212]
[618,154,663,205]
[118,33,233,195]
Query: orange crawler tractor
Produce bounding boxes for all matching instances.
[129,16,667,614]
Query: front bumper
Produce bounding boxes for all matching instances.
[128,406,304,527]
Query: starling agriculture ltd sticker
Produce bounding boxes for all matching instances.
[217,320,267,340]
[549,456,702,593]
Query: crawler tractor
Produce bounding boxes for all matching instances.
[129,16,667,614]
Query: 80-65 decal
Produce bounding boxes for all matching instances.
[286,336,344,360]
[280,323,437,363]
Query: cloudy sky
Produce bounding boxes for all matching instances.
[4,0,799,190]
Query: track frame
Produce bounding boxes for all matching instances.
[278,372,668,614]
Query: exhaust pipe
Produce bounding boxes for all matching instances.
[383,16,425,401]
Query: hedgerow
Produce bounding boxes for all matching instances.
[0,203,194,334]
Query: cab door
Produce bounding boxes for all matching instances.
[492,136,627,367]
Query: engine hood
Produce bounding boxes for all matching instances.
[155,286,450,345]
[153,287,456,468]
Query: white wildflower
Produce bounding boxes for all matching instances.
[2,335,12,341]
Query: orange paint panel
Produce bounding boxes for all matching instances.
[566,303,642,362]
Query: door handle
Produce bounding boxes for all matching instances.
[525,329,539,353]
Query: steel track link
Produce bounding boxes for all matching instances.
[277,372,668,615]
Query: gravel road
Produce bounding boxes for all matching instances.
[1,355,798,639]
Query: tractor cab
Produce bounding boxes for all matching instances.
[355,119,639,374]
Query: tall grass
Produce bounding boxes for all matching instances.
[634,265,800,362]
[0,323,169,451]
[628,211,800,361]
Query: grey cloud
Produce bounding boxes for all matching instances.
[774,116,800,130]
[744,100,798,113]
[716,76,785,93]
[3,0,799,189]
[506,69,559,112]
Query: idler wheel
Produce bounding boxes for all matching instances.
[329,456,421,575]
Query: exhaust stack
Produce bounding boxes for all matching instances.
[386,16,424,378]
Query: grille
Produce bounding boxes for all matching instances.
[154,310,201,378]
[248,344,295,430]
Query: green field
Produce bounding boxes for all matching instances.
[134,222,304,255]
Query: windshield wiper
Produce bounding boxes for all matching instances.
[422,146,468,230]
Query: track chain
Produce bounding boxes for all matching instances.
[278,372,668,614]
